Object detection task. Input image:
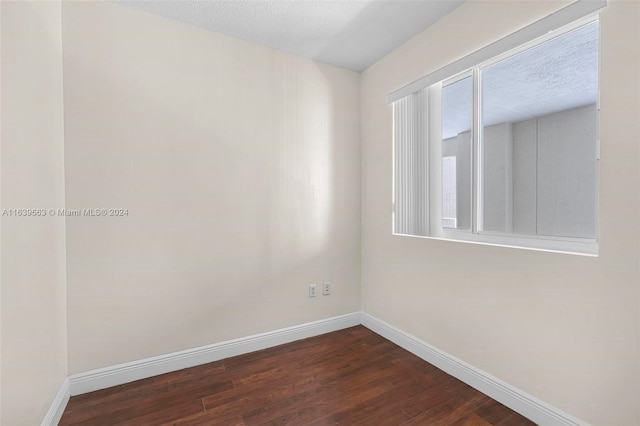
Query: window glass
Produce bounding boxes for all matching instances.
[442,76,472,230]
[480,21,598,238]
[442,156,457,228]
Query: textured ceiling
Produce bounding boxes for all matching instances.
[114,0,465,72]
[442,21,599,139]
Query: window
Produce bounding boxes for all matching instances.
[391,1,603,256]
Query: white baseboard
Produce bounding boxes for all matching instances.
[69,312,361,396]
[40,378,69,426]
[361,313,588,426]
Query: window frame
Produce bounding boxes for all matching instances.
[395,14,600,257]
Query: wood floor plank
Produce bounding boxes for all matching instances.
[202,374,323,421]
[495,412,539,426]
[476,399,535,426]
[397,377,461,417]
[248,370,406,425]
[64,361,227,413]
[349,405,413,426]
[59,326,535,426]
[310,376,424,425]
[448,412,494,426]
[61,376,233,425]
[160,410,245,426]
[111,400,205,426]
[399,393,488,426]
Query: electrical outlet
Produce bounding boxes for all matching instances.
[322,282,331,296]
[309,284,317,297]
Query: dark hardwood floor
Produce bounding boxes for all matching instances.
[59,326,535,425]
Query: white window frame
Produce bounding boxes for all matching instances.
[393,13,600,257]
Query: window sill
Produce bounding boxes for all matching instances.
[393,231,598,257]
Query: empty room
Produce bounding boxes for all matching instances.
[1,0,639,425]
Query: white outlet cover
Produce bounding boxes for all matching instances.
[309,284,317,297]
[322,282,331,296]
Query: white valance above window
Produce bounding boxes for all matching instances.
[387,0,606,104]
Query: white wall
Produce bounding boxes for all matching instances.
[361,1,639,424]
[0,1,68,424]
[62,1,361,374]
